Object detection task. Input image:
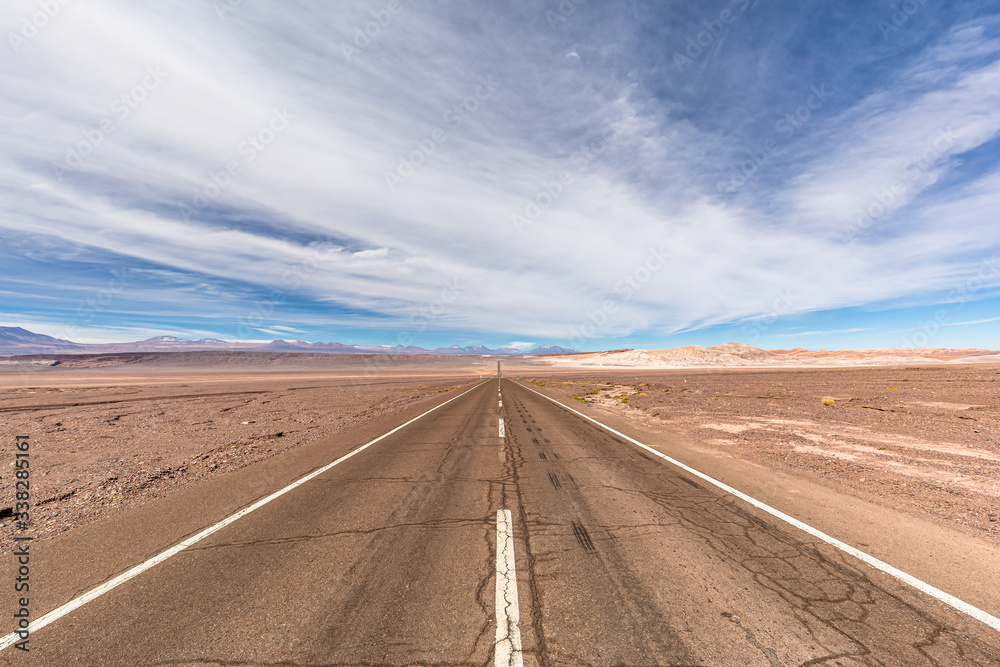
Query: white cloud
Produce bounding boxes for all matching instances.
[941,316,1000,327]
[777,328,874,338]
[1,3,999,345]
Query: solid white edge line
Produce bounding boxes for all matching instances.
[495,509,524,667]
[516,381,1000,634]
[0,380,491,652]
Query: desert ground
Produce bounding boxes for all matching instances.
[0,353,510,552]
[524,364,1000,542]
[1,351,998,553]
[3,351,1000,663]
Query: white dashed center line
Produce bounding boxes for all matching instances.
[495,509,524,667]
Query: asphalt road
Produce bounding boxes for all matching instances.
[4,378,1000,665]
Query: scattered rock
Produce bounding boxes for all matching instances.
[0,375,469,552]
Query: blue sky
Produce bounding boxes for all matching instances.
[1,0,999,352]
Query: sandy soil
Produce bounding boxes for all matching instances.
[4,352,999,556]
[0,363,480,553]
[524,364,1000,542]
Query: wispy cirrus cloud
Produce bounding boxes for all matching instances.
[777,328,875,338]
[1,1,998,350]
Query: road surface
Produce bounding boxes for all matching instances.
[3,379,1000,665]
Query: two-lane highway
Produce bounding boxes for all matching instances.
[4,378,1000,665]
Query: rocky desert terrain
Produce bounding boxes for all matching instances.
[3,348,1000,556]
[0,355,487,552]
[526,363,1000,541]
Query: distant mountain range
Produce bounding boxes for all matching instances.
[0,327,575,357]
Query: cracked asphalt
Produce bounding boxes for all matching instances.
[4,379,1000,665]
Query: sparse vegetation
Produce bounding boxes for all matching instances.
[822,397,835,406]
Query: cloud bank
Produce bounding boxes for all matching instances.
[1,1,999,349]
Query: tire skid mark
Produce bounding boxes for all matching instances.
[571,521,597,554]
[547,472,562,491]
